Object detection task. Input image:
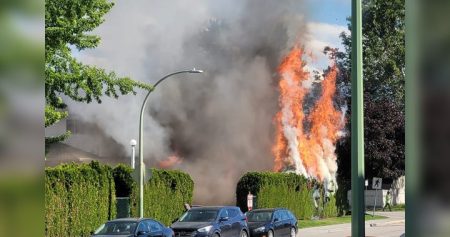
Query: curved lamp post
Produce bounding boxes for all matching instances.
[138,68,203,218]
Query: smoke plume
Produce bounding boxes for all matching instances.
[67,0,320,204]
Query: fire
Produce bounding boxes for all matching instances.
[272,45,343,183]
[158,154,182,169]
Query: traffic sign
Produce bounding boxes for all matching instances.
[372,177,382,190]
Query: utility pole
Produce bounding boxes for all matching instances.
[351,0,365,236]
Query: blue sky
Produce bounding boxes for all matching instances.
[307,0,350,26]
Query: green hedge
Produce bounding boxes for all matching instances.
[45,162,116,237]
[125,168,194,225]
[236,172,338,220]
[45,162,194,236]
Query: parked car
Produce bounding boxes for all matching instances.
[246,208,297,237]
[91,218,174,237]
[171,206,249,237]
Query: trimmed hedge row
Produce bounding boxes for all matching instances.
[128,168,194,225]
[236,172,338,220]
[45,162,194,236]
[45,162,116,237]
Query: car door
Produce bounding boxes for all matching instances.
[279,211,291,236]
[227,208,241,237]
[218,209,232,237]
[272,211,284,237]
[147,220,164,237]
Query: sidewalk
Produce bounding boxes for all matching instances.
[297,211,405,237]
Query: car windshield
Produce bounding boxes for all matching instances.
[179,209,218,222]
[93,221,137,235]
[246,211,273,222]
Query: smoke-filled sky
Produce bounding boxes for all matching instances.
[67,0,349,204]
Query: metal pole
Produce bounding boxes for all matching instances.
[131,144,135,169]
[351,0,365,236]
[138,69,203,218]
[373,189,377,217]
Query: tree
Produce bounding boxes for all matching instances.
[338,0,405,105]
[45,0,151,148]
[330,0,405,182]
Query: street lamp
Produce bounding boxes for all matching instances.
[138,68,203,218]
[130,139,137,169]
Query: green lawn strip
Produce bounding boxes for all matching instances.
[299,214,387,229]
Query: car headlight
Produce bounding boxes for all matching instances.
[197,225,213,233]
[254,226,266,232]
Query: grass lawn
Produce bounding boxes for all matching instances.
[299,214,387,229]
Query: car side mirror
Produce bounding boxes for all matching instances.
[273,218,279,223]
[219,216,229,222]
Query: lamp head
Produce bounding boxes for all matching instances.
[190,68,204,73]
[130,139,137,147]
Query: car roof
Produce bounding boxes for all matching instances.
[107,218,157,222]
[248,208,286,212]
[190,206,239,211]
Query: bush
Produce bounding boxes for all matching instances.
[126,168,194,225]
[45,161,116,237]
[236,172,338,220]
[45,162,195,235]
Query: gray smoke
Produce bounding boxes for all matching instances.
[68,0,309,204]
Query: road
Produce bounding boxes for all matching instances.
[297,211,405,237]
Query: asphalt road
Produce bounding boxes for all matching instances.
[297,211,405,237]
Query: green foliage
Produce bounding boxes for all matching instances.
[332,0,405,185]
[45,161,116,237]
[236,172,338,220]
[336,0,405,104]
[44,0,153,147]
[127,169,194,225]
[45,162,194,235]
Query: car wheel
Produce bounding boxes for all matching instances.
[240,230,248,237]
[268,230,274,237]
[290,227,296,237]
[213,233,220,237]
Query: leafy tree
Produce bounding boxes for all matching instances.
[330,0,405,183]
[45,0,152,148]
[337,0,405,105]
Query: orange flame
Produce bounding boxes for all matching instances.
[158,155,182,169]
[272,45,343,182]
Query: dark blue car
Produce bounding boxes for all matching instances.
[171,206,249,237]
[91,218,174,237]
[246,208,297,237]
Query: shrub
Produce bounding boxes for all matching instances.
[236,172,338,220]
[45,161,116,237]
[127,168,194,225]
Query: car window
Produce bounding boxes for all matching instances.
[246,211,273,222]
[219,209,229,218]
[94,221,137,235]
[136,222,150,232]
[227,209,238,218]
[273,211,281,221]
[287,211,296,220]
[179,209,218,222]
[146,220,162,232]
[280,211,289,221]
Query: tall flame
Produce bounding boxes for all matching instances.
[272,45,343,184]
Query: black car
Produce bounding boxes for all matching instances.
[171,206,249,237]
[91,218,174,237]
[246,208,297,237]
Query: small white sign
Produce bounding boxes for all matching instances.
[247,193,254,210]
[372,177,382,190]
